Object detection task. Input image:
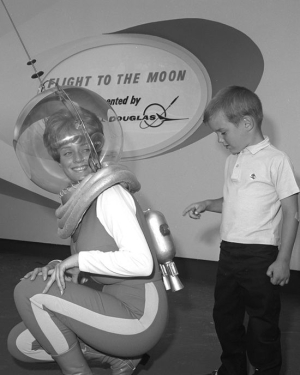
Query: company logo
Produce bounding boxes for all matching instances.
[106,96,189,129]
[139,97,189,129]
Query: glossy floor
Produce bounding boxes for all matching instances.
[1,240,300,375]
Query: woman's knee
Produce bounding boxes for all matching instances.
[14,280,30,310]
[14,278,45,317]
[7,322,33,362]
[8,322,53,363]
[14,278,44,303]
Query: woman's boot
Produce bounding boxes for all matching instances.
[52,341,93,375]
[81,342,147,375]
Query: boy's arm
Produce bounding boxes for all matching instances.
[183,198,223,219]
[267,193,299,286]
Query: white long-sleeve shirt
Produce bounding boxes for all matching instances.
[78,185,153,277]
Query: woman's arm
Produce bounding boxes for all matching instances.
[78,185,153,277]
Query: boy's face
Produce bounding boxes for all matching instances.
[209,111,249,154]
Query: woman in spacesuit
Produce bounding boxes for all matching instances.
[7,98,168,375]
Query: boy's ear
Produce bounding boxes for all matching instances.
[243,116,255,131]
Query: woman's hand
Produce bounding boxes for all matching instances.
[42,254,79,295]
[22,261,60,282]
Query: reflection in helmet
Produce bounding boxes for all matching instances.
[14,86,123,194]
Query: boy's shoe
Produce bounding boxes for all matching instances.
[205,371,218,375]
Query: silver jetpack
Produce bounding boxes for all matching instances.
[144,209,184,292]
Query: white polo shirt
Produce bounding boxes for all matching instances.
[221,137,299,245]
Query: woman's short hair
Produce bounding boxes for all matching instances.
[203,86,263,127]
[43,107,103,162]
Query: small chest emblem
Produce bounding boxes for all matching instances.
[250,173,256,180]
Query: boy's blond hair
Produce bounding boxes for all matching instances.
[203,86,263,127]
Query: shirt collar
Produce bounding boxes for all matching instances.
[244,136,270,155]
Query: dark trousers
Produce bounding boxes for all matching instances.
[214,241,281,375]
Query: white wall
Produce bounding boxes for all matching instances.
[0,0,299,268]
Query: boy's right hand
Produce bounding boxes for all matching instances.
[182,201,207,219]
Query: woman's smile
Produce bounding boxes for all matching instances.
[58,142,92,183]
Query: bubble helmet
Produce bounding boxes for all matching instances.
[13,86,123,194]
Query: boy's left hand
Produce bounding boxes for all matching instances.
[266,259,290,286]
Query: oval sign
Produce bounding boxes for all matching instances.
[42,34,211,160]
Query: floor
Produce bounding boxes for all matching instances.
[1,239,300,375]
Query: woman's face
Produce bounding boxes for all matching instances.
[58,140,92,183]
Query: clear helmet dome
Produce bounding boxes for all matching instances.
[13,86,123,194]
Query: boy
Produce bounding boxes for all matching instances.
[183,86,299,375]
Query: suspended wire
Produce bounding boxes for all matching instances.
[1,0,44,86]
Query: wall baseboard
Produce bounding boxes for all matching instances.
[1,238,299,294]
